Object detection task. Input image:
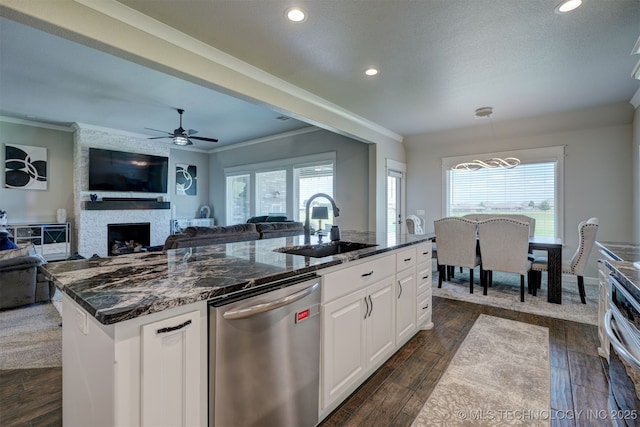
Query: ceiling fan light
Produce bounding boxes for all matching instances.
[173,136,190,146]
[555,0,582,14]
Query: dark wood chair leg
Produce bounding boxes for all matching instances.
[483,270,489,295]
[469,268,474,294]
[438,264,444,288]
[577,276,586,304]
[526,271,538,296]
[520,275,525,302]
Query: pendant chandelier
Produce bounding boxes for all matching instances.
[453,107,520,171]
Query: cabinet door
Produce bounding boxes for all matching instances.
[322,289,367,409]
[141,310,201,427]
[396,269,417,345]
[365,277,396,369]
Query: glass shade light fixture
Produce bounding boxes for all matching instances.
[453,107,521,171]
[173,136,191,146]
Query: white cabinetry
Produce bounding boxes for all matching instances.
[395,248,417,346]
[320,241,435,417]
[415,242,434,330]
[62,294,207,427]
[321,255,396,409]
[141,311,201,427]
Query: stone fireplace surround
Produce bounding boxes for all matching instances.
[73,124,171,257]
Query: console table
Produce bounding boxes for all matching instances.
[6,222,71,261]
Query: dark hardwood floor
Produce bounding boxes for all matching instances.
[0,296,608,427]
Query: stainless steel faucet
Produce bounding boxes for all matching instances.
[304,193,340,244]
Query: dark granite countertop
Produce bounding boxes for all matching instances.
[42,231,433,325]
[596,241,640,296]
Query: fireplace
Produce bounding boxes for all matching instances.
[107,223,151,256]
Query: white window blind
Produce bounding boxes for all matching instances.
[447,162,557,237]
[295,163,334,228]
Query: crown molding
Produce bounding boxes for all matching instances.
[0,116,74,132]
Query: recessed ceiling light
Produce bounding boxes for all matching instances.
[555,0,582,14]
[286,7,306,22]
[364,68,379,77]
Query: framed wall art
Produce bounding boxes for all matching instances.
[5,144,48,190]
[176,163,197,196]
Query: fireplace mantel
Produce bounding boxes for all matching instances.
[83,201,170,210]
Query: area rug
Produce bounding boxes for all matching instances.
[0,302,62,369]
[432,268,598,325]
[412,314,550,427]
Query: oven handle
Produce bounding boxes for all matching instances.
[604,310,640,370]
[222,282,319,320]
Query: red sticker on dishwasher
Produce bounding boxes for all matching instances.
[296,309,310,323]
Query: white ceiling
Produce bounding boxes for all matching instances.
[1,0,639,151]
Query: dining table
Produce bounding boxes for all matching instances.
[528,236,563,304]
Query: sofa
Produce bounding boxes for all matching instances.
[0,243,54,310]
[162,221,304,250]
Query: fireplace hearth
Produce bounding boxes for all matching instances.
[107,223,150,256]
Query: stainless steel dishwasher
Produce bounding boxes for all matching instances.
[209,274,321,427]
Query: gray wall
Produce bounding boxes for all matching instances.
[209,129,369,230]
[0,121,74,224]
[169,149,211,220]
[404,102,635,278]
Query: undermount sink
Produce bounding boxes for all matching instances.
[275,241,378,258]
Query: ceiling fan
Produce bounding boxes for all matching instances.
[146,108,218,146]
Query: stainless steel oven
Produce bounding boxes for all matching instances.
[604,274,640,426]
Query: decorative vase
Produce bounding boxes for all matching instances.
[57,208,67,223]
[0,210,7,226]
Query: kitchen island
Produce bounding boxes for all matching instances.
[43,231,434,426]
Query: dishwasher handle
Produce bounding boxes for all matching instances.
[223,282,320,320]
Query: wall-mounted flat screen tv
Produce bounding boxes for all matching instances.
[88,148,168,193]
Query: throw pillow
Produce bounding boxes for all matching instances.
[246,216,268,223]
[0,237,18,251]
[0,242,33,261]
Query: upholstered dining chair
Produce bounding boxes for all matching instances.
[433,217,481,293]
[477,218,533,302]
[531,217,599,304]
[405,215,424,234]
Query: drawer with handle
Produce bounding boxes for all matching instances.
[416,242,433,264]
[417,264,431,294]
[396,248,417,272]
[323,254,396,302]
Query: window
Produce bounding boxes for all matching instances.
[224,153,335,225]
[295,163,334,230]
[226,174,250,225]
[443,147,564,238]
[256,170,286,216]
